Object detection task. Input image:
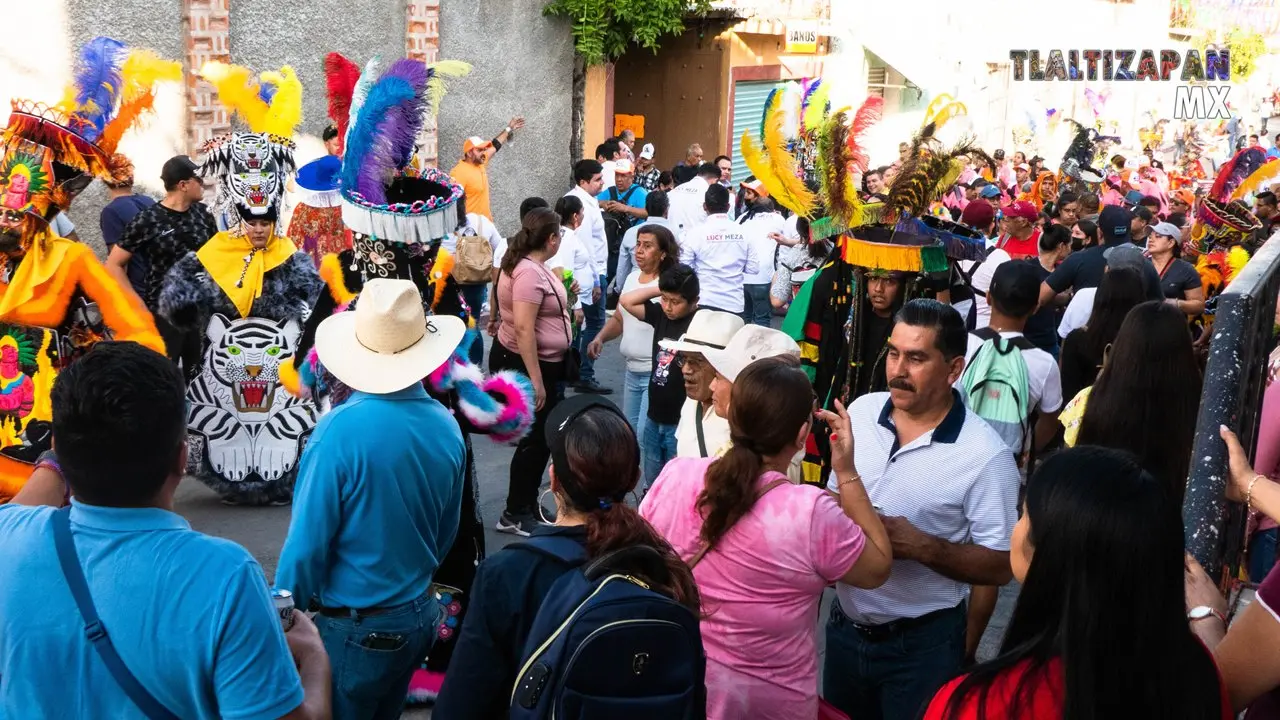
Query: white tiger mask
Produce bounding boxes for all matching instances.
[205,314,301,414]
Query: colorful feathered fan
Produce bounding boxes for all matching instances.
[59,37,128,143]
[1210,147,1268,203]
[97,49,182,156]
[741,89,817,218]
[799,80,829,138]
[199,61,303,137]
[1230,158,1280,202]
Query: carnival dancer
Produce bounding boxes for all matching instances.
[0,37,173,501]
[279,56,533,704]
[157,61,322,506]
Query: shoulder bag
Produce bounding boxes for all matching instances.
[52,508,180,720]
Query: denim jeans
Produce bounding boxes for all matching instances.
[743,283,772,327]
[623,370,650,482]
[822,600,966,720]
[1250,527,1279,582]
[313,592,441,720]
[458,284,487,366]
[575,275,608,382]
[642,421,679,487]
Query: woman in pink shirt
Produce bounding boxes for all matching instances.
[640,356,892,719]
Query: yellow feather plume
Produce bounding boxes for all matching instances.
[927,101,968,132]
[740,97,817,218]
[97,49,182,154]
[802,82,830,135]
[199,61,303,136]
[1228,245,1250,282]
[922,94,955,124]
[426,60,472,116]
[1230,158,1280,202]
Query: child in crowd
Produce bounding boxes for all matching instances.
[620,263,700,484]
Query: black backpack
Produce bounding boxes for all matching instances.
[509,536,706,720]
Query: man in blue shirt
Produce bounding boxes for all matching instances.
[276,278,467,717]
[98,152,155,296]
[0,341,330,719]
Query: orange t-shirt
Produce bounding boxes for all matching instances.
[449,157,491,220]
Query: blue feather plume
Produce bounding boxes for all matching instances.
[258,78,278,105]
[340,59,429,204]
[69,37,127,142]
[760,87,778,140]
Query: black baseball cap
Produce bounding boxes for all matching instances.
[1098,205,1133,244]
[988,260,1041,318]
[160,155,199,186]
[545,395,639,508]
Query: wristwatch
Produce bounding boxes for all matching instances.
[1187,605,1226,624]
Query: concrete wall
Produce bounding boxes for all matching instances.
[438,0,574,235]
[229,0,406,167]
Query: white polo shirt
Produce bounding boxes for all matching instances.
[739,210,787,285]
[680,214,759,314]
[668,176,710,238]
[566,185,608,273]
[827,391,1020,625]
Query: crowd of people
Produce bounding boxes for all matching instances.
[5,38,1280,720]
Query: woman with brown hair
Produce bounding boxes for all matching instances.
[490,206,570,536]
[641,355,892,719]
[435,395,700,718]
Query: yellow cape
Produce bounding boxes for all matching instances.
[195,231,297,318]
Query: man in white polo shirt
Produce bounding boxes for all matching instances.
[680,184,759,317]
[564,159,612,394]
[823,299,1019,720]
[667,162,721,237]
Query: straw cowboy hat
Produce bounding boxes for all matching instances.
[315,278,466,394]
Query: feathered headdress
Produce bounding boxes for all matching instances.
[1209,147,1268,204]
[799,79,830,138]
[96,49,183,157]
[922,94,968,132]
[324,53,361,155]
[199,61,304,137]
[741,89,818,218]
[339,58,467,248]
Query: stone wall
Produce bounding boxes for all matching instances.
[438,0,574,235]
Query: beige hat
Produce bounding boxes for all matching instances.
[658,310,744,355]
[702,325,800,382]
[315,278,466,394]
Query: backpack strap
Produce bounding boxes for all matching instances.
[52,508,180,720]
[608,187,620,203]
[695,403,709,457]
[620,185,639,205]
[972,326,999,343]
[687,477,792,569]
[511,534,589,567]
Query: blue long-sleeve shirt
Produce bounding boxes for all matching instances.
[275,384,466,609]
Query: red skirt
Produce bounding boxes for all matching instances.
[287,203,348,266]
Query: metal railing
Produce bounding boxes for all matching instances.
[1185,232,1280,579]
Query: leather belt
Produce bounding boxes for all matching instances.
[848,603,963,642]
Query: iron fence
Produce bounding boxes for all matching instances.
[1185,232,1280,580]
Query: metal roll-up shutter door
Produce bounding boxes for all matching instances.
[730,80,780,186]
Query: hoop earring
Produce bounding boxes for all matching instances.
[537,487,558,524]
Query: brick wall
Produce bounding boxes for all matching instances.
[407,0,441,166]
[183,0,232,153]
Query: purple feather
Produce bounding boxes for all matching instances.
[340,59,430,205]
[70,37,127,142]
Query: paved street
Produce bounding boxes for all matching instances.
[175,328,1016,717]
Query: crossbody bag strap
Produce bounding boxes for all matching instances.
[52,508,180,720]
[687,477,792,569]
[695,403,708,457]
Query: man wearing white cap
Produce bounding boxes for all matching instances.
[666,310,746,459]
[448,116,526,221]
[276,278,468,716]
[635,143,661,191]
[737,177,789,327]
[599,158,650,284]
[701,325,805,479]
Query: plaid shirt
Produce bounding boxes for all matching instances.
[635,166,661,191]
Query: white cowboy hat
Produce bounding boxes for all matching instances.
[658,310,744,355]
[702,325,800,383]
[315,278,466,394]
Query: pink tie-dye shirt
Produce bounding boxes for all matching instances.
[640,456,866,720]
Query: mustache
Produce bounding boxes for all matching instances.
[0,229,24,252]
[888,378,916,392]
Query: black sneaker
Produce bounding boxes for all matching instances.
[573,379,613,395]
[496,511,539,537]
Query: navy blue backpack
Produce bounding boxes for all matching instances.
[508,534,706,720]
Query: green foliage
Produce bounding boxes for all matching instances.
[1203,26,1266,81]
[543,0,712,66]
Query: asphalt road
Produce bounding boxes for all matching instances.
[174,326,1016,717]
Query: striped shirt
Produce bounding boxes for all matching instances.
[826,390,1019,625]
